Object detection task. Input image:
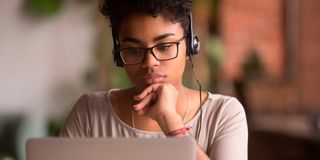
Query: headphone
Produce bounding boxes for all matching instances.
[112,13,200,67]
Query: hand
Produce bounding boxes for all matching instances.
[133,83,178,118]
[133,83,184,133]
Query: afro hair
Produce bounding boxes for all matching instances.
[99,0,194,34]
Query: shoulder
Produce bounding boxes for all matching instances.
[76,91,108,108]
[202,93,247,131]
[68,90,116,118]
[207,92,247,131]
[204,93,248,160]
[59,90,114,137]
[87,90,110,102]
[205,93,245,115]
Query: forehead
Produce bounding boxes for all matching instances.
[118,13,184,40]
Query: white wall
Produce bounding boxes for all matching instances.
[0,0,96,159]
[0,0,95,116]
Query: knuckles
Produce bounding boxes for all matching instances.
[157,83,178,95]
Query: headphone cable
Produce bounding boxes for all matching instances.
[188,56,203,144]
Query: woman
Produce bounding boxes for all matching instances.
[60,0,248,159]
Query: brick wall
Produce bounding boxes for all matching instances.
[220,0,285,81]
[299,0,320,111]
[219,0,320,112]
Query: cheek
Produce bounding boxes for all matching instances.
[177,45,187,69]
[124,67,140,83]
[168,54,186,78]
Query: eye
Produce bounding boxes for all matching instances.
[155,43,174,52]
[125,48,143,55]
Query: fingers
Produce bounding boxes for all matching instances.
[132,83,177,117]
[135,106,149,116]
[133,93,155,111]
[134,84,160,101]
[134,93,158,116]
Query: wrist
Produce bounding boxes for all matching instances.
[155,112,184,134]
[166,126,191,137]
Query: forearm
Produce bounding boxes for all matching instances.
[168,129,210,160]
[196,145,210,160]
[155,113,210,159]
[155,112,185,134]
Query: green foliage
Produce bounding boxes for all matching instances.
[243,50,265,79]
[207,36,223,91]
[111,68,132,88]
[47,118,63,137]
[84,68,97,89]
[0,153,14,160]
[23,0,62,17]
[183,73,195,88]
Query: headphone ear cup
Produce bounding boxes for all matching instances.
[192,35,200,54]
[188,35,200,56]
[187,13,200,56]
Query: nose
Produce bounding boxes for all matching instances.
[141,50,160,68]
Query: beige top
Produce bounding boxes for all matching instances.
[60,89,248,160]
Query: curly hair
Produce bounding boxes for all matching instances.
[99,0,194,34]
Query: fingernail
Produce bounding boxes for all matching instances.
[134,95,140,101]
[133,104,139,111]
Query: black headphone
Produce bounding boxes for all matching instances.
[186,13,200,57]
[112,13,200,67]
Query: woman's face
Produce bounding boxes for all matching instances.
[118,13,187,91]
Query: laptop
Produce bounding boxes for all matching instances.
[26,137,196,160]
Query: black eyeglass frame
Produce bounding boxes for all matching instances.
[119,36,186,65]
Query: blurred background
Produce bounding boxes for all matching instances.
[0,0,319,159]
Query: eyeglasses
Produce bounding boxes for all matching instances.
[119,37,185,65]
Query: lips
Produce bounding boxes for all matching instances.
[141,73,167,84]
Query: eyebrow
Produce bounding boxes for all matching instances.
[121,33,176,44]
